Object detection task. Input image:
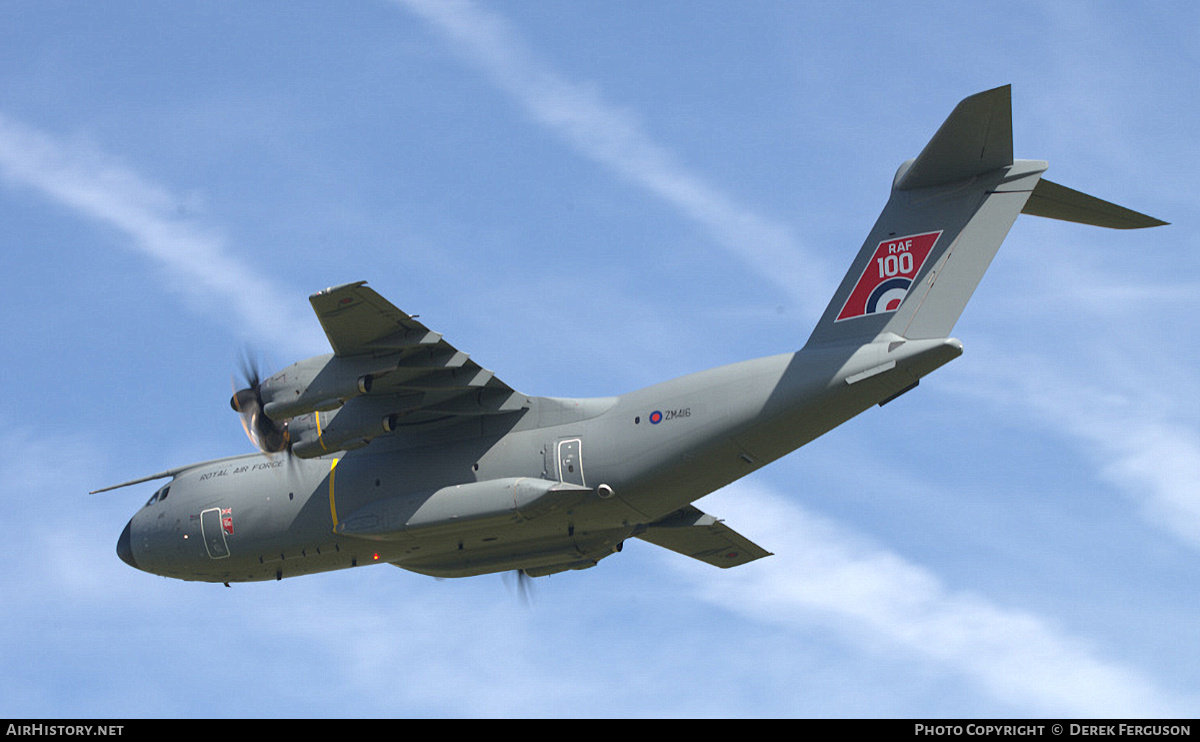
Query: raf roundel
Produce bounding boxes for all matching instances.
[866,277,913,314]
[649,410,663,424]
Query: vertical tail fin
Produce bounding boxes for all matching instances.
[804,85,1164,349]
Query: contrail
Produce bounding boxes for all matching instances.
[0,114,322,358]
[393,0,831,318]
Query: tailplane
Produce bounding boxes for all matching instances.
[1021,178,1168,230]
[805,85,1165,349]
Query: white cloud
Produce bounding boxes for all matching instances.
[0,114,322,358]
[965,361,1200,552]
[686,483,1194,717]
[951,227,1200,552]
[393,0,831,319]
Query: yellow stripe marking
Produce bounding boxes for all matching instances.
[328,458,340,529]
[316,410,327,451]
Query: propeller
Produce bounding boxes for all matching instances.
[230,352,289,455]
[502,569,535,606]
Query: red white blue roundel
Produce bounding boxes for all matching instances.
[649,410,663,424]
[867,277,912,314]
[835,231,941,322]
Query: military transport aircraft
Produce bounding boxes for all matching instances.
[96,86,1165,584]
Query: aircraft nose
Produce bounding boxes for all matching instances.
[116,520,138,569]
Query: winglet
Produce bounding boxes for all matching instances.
[895,84,1013,190]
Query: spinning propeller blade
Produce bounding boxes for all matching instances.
[230,352,289,455]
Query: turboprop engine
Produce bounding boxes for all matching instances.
[286,393,424,458]
[230,353,410,456]
[252,353,402,420]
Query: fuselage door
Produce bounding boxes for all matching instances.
[557,438,585,487]
[200,507,230,559]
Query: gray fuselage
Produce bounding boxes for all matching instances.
[113,85,1167,585]
[118,336,959,582]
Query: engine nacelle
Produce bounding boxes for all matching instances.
[259,354,398,421]
[335,478,594,539]
[288,393,422,458]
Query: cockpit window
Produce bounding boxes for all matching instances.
[144,485,170,508]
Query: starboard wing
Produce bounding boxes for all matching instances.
[264,282,528,457]
[308,281,516,400]
[312,281,444,357]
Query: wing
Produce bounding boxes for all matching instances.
[310,281,450,358]
[310,281,517,398]
[636,505,772,569]
[277,282,528,457]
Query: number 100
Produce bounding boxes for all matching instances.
[877,252,913,278]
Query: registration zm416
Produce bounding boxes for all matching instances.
[648,408,691,424]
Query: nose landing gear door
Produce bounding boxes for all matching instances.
[556,438,585,487]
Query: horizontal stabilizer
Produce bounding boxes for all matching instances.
[1021,178,1168,229]
[636,506,771,568]
[896,85,1013,190]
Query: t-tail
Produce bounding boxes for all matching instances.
[804,85,1166,350]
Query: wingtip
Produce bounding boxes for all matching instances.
[1135,217,1170,229]
[961,83,1011,103]
[310,280,368,300]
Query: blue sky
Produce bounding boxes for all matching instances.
[2,1,1198,718]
